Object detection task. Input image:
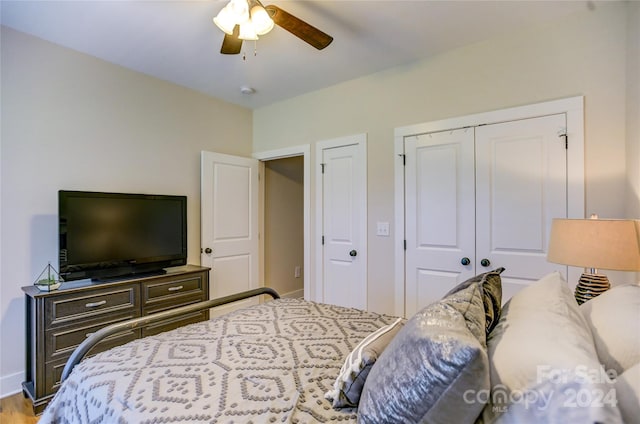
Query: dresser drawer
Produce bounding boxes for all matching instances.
[46,285,139,327]
[44,325,140,393]
[44,358,68,397]
[142,275,205,307]
[46,312,140,360]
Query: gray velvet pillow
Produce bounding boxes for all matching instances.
[446,267,504,334]
[358,280,490,424]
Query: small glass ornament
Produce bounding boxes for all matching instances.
[34,263,63,292]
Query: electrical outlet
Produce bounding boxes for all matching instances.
[294,266,301,278]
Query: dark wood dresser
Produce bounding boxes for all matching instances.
[21,265,210,414]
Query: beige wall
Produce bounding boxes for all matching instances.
[0,27,253,394]
[253,2,633,314]
[627,1,640,219]
[264,157,304,297]
[627,1,640,285]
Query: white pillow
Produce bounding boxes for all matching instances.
[483,272,621,423]
[615,362,640,424]
[580,284,640,375]
[495,367,620,424]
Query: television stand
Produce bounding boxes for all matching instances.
[21,264,210,414]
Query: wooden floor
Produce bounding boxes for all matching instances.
[0,393,39,424]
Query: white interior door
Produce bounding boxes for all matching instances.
[317,135,367,310]
[475,114,568,300]
[201,151,259,317]
[404,129,476,317]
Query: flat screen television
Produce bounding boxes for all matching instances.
[59,190,187,282]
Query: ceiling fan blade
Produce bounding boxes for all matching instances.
[265,5,333,50]
[220,25,243,54]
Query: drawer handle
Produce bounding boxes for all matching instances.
[86,332,94,338]
[85,300,107,308]
[167,285,184,292]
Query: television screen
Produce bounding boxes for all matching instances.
[59,190,187,281]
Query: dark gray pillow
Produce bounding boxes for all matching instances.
[358,280,490,424]
[446,267,504,334]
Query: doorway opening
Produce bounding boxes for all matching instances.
[262,156,305,298]
[254,144,312,300]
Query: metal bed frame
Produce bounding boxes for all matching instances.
[61,287,281,382]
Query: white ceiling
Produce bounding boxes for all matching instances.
[1,0,594,109]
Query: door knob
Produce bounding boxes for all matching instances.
[349,250,358,257]
[480,258,491,267]
[460,257,471,266]
[204,247,212,254]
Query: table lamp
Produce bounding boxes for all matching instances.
[547,217,640,304]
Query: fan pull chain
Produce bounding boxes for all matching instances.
[241,42,258,61]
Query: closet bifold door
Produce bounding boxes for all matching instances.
[475,114,568,301]
[404,128,475,317]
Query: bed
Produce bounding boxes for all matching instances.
[39,288,397,423]
[39,273,639,424]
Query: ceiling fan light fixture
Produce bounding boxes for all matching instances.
[238,21,259,41]
[217,2,333,55]
[213,5,237,35]
[250,4,274,35]
[228,0,250,23]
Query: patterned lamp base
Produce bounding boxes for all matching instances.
[574,273,610,305]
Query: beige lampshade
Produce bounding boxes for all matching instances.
[547,219,640,271]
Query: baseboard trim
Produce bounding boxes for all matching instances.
[281,288,304,299]
[1,371,24,399]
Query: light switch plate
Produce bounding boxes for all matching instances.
[376,221,390,237]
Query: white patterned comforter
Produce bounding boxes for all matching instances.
[40,298,397,423]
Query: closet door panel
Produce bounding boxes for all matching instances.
[475,114,568,297]
[404,129,475,317]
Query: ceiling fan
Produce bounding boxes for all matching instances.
[213,0,333,55]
